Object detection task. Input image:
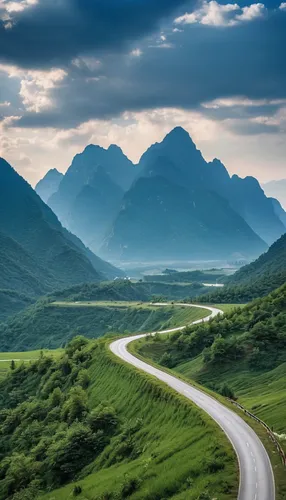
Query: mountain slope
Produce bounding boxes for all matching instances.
[270,197,286,228]
[227,175,285,246]
[0,158,121,294]
[48,144,135,228]
[139,128,284,246]
[263,179,286,210]
[35,168,63,203]
[102,153,267,261]
[67,167,124,252]
[229,233,286,286]
[198,233,286,303]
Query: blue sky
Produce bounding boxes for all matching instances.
[0,0,285,185]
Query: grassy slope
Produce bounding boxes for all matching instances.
[0,302,209,352]
[134,290,286,448]
[176,358,286,435]
[39,343,237,500]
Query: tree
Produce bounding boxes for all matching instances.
[10,360,16,370]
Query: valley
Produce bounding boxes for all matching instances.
[0,128,285,500]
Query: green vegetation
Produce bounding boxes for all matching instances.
[0,299,209,352]
[135,285,286,440]
[0,337,237,500]
[197,233,286,303]
[52,279,207,302]
[0,350,63,381]
[144,269,229,284]
[0,290,33,322]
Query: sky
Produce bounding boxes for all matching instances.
[0,0,286,186]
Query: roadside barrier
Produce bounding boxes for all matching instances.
[229,399,286,467]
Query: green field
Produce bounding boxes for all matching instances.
[0,349,63,380]
[0,301,210,351]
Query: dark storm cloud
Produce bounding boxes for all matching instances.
[15,9,286,130]
[0,0,190,68]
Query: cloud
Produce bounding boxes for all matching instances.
[0,0,190,68]
[0,63,67,112]
[6,7,284,131]
[175,1,267,27]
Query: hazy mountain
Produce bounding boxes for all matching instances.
[263,179,286,210]
[35,168,63,203]
[48,144,135,227]
[226,175,285,246]
[67,167,124,252]
[270,197,286,228]
[102,129,268,261]
[102,158,267,261]
[0,158,121,295]
[138,128,284,246]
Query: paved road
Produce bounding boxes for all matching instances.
[110,303,275,500]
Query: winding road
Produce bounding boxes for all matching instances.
[110,303,275,500]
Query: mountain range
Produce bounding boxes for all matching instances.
[35,127,286,263]
[0,158,121,299]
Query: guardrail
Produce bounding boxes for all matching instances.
[229,399,286,467]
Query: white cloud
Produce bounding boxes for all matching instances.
[175,1,267,27]
[0,64,67,112]
[0,101,10,107]
[0,0,37,26]
[202,97,286,109]
[279,2,286,10]
[236,3,266,22]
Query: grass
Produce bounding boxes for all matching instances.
[130,302,286,500]
[38,342,237,500]
[176,357,286,435]
[0,300,210,351]
[0,349,63,380]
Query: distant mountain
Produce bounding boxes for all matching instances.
[226,175,285,246]
[67,167,124,252]
[35,168,63,203]
[270,198,286,228]
[263,179,286,210]
[102,128,268,261]
[138,128,285,246]
[102,158,267,261]
[48,144,135,229]
[0,158,121,297]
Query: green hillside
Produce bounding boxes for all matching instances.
[0,337,237,500]
[52,279,206,302]
[136,285,286,436]
[198,233,286,303]
[0,299,208,352]
[0,157,121,301]
[0,290,33,322]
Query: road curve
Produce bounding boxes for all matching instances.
[110,303,275,500]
